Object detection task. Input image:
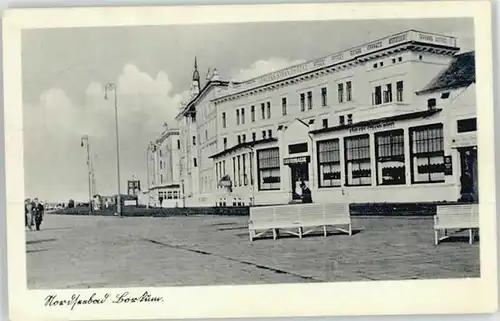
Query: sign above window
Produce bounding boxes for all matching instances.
[349,121,395,134]
[284,156,311,165]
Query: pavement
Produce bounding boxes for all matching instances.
[26,214,480,289]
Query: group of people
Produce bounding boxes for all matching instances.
[25,198,44,231]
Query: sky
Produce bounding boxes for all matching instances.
[22,18,474,202]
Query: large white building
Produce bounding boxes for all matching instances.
[155,29,477,207]
[146,127,182,207]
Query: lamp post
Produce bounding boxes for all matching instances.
[104,83,122,217]
[80,135,93,214]
[244,146,256,206]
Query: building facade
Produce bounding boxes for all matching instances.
[166,29,477,207]
[146,128,182,207]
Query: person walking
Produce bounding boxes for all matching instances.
[33,198,44,231]
[25,198,34,231]
[300,181,313,203]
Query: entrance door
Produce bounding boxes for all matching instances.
[290,164,310,200]
[459,147,478,202]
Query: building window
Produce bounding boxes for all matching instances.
[173,191,179,199]
[222,112,227,128]
[262,130,267,139]
[193,158,197,167]
[250,151,254,185]
[396,81,404,102]
[252,132,256,141]
[375,129,405,185]
[282,97,287,115]
[373,85,382,105]
[346,81,352,101]
[398,57,403,62]
[241,108,245,124]
[373,63,378,68]
[261,103,265,119]
[339,115,345,125]
[347,114,353,125]
[237,155,241,187]
[160,160,163,169]
[338,84,344,103]
[289,143,308,154]
[242,134,246,143]
[307,91,313,110]
[322,118,328,129]
[457,118,477,133]
[392,58,396,64]
[223,137,227,150]
[268,129,272,138]
[257,147,280,190]
[321,87,328,107]
[223,160,226,176]
[266,102,271,118]
[300,93,305,111]
[318,139,341,187]
[383,84,392,103]
[192,136,196,146]
[251,105,255,122]
[345,134,371,186]
[160,174,164,183]
[177,139,180,149]
[410,124,445,183]
[232,157,236,187]
[237,135,241,144]
[236,109,240,125]
[380,62,384,67]
[167,191,173,200]
[243,154,247,186]
[205,129,208,141]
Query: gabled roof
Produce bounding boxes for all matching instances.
[417,51,475,95]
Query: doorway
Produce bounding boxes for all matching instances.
[458,147,478,202]
[290,163,310,200]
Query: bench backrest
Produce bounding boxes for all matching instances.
[274,205,300,223]
[250,206,275,223]
[323,203,350,219]
[436,204,479,223]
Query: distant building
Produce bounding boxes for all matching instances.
[155,30,477,207]
[146,128,182,207]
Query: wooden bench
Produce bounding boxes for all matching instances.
[434,204,479,245]
[248,203,352,241]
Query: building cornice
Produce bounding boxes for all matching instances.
[212,30,459,104]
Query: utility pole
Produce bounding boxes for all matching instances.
[80,135,93,214]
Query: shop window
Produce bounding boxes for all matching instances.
[375,129,406,185]
[317,139,341,187]
[257,147,280,190]
[410,124,445,183]
[345,134,371,186]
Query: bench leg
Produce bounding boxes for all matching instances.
[323,225,327,237]
[249,230,253,242]
[469,228,473,244]
[272,229,277,240]
[299,227,303,239]
[348,223,352,236]
[434,229,439,245]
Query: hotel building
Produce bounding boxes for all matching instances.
[157,29,477,207]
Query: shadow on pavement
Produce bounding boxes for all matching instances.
[26,238,57,245]
[27,249,48,254]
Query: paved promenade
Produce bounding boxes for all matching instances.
[26,214,480,289]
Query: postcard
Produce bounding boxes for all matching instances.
[2,1,498,320]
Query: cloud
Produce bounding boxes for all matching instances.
[231,57,307,82]
[24,64,189,202]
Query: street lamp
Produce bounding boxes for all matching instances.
[104,83,122,217]
[80,135,93,214]
[244,146,256,206]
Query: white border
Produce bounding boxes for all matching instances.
[2,1,498,320]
